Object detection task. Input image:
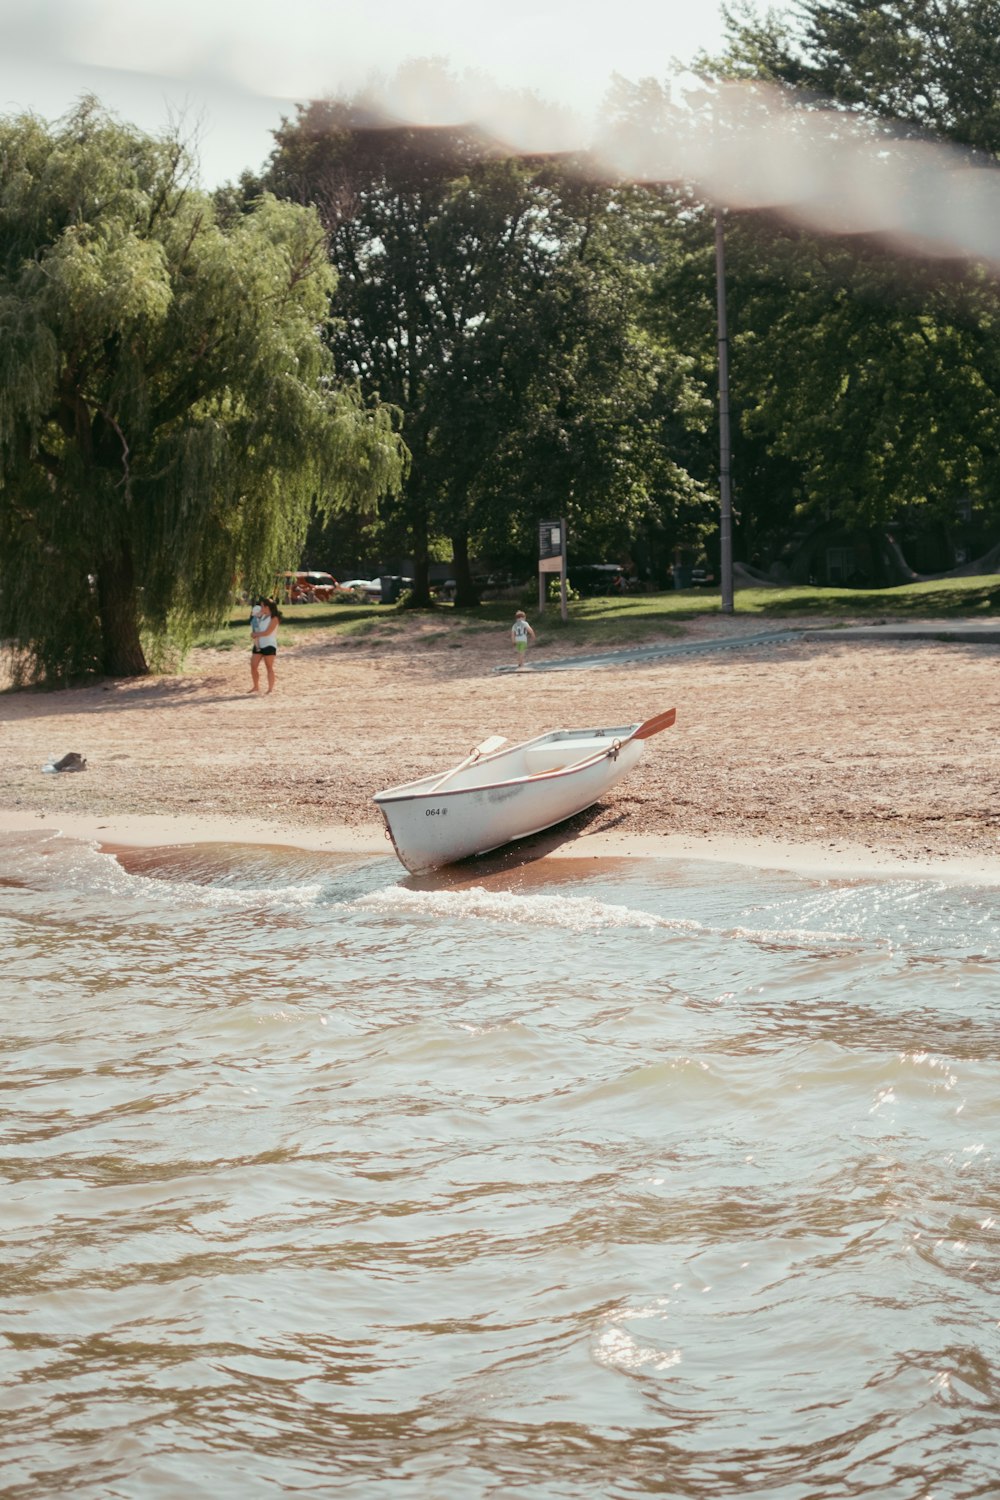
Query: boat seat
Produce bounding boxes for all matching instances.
[523,737,618,775]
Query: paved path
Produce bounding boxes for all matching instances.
[808,619,1000,643]
[492,619,999,675]
[493,628,801,674]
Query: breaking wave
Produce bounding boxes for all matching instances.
[353,883,703,932]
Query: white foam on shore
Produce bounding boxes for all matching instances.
[353,884,698,932]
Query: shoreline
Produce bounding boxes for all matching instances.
[3,806,998,885]
[3,623,999,884]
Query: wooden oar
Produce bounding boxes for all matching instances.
[428,734,508,793]
[631,708,677,739]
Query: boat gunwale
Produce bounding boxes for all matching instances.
[373,724,643,806]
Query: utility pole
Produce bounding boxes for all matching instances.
[715,210,734,614]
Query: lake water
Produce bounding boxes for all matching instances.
[2,828,999,1499]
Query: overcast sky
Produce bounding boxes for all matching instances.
[0,0,730,186]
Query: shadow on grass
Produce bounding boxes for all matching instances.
[277,604,386,630]
[761,581,1000,618]
[199,602,387,648]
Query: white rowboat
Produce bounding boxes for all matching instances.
[374,709,676,874]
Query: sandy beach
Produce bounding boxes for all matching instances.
[2,611,999,881]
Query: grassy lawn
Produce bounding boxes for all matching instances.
[732,576,1000,618]
[195,575,1000,654]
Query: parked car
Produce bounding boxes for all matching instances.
[276,571,342,602]
[690,566,715,585]
[339,578,383,602]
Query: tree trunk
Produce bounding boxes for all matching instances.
[876,531,922,584]
[450,529,479,609]
[96,545,148,676]
[405,500,434,608]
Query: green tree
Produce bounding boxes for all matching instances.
[731,231,1000,543]
[674,6,1000,572]
[465,192,713,579]
[720,0,1000,152]
[263,91,708,603]
[0,100,405,683]
[263,102,504,604]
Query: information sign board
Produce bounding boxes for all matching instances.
[538,519,565,573]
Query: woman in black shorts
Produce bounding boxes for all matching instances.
[250,598,281,693]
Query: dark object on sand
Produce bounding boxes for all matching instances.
[43,752,88,773]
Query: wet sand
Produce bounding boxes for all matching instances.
[3,612,999,881]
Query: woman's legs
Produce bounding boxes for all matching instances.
[250,651,261,692]
[263,653,276,692]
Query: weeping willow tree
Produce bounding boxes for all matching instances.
[0,100,405,683]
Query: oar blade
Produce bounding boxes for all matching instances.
[632,708,677,740]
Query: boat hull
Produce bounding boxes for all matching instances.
[374,731,645,873]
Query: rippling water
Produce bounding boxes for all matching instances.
[2,829,999,1498]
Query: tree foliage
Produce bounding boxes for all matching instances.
[720,0,1000,151]
[261,92,710,602]
[733,232,1000,533]
[676,3,1000,574]
[0,100,405,682]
